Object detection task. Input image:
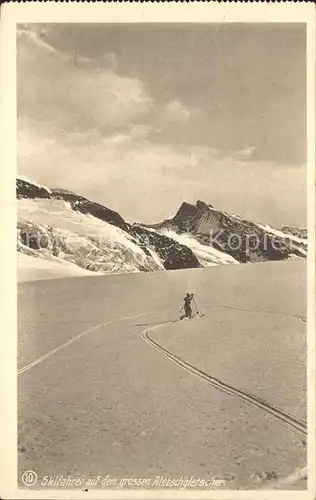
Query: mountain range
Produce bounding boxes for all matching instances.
[17,177,307,277]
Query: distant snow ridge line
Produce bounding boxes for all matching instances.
[280,226,307,240]
[50,189,201,270]
[51,188,129,232]
[17,179,201,272]
[17,177,52,199]
[147,201,307,263]
[16,178,307,277]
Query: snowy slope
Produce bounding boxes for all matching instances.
[254,223,307,259]
[159,229,240,266]
[18,253,102,282]
[18,199,165,275]
[255,223,307,246]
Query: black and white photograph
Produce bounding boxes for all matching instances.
[1,3,315,499]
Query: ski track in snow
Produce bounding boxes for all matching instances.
[18,299,306,376]
[141,323,306,435]
[18,299,307,489]
[139,316,307,488]
[18,308,172,375]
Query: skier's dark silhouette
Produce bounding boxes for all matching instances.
[180,293,194,320]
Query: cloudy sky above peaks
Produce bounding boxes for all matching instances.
[17,23,306,226]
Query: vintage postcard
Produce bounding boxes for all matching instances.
[0,2,315,499]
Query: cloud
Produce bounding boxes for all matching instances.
[100,52,119,71]
[163,100,192,124]
[17,26,153,135]
[102,125,154,146]
[232,146,256,161]
[17,26,58,54]
[17,25,306,228]
[17,24,203,188]
[18,113,306,228]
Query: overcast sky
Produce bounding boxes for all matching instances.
[17,23,306,226]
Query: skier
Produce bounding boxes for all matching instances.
[180,292,194,320]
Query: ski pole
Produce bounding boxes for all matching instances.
[193,296,199,314]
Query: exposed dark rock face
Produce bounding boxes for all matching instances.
[17,178,307,270]
[281,226,307,239]
[128,225,201,270]
[17,178,51,200]
[147,201,307,263]
[17,179,201,272]
[51,188,129,232]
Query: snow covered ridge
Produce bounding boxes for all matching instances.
[147,200,307,263]
[17,197,168,275]
[17,177,52,199]
[18,175,52,194]
[255,223,307,245]
[280,226,307,240]
[16,178,201,276]
[16,177,307,279]
[159,229,240,267]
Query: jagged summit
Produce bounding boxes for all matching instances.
[174,200,212,219]
[147,199,307,263]
[16,177,307,277]
[174,202,197,220]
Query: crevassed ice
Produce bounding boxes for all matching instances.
[18,198,164,275]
